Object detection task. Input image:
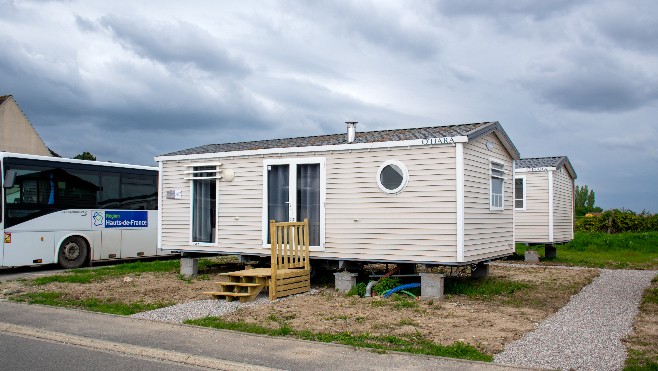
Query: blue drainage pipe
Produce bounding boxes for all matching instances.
[383,283,421,298]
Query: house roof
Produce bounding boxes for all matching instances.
[160,121,520,159]
[516,156,577,179]
[0,95,53,157]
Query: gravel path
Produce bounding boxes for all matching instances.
[131,289,318,323]
[494,268,657,371]
[130,297,271,323]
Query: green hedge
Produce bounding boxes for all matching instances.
[575,209,658,233]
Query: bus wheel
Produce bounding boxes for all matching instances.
[58,237,89,269]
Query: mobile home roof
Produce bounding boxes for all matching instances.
[157,121,520,160]
[516,156,577,179]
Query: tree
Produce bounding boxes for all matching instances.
[575,184,602,216]
[73,151,96,161]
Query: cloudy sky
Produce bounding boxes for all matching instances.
[1,0,657,212]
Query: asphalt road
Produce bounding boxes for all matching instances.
[0,332,204,371]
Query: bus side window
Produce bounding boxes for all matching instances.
[100,172,120,209]
[121,174,157,210]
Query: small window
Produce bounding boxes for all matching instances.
[515,176,525,210]
[377,160,408,194]
[490,161,504,210]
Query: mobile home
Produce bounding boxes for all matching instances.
[156,121,520,269]
[514,156,577,255]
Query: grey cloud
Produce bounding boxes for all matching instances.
[288,2,440,60]
[86,14,250,76]
[593,2,658,53]
[518,50,658,112]
[436,0,583,20]
[75,15,100,32]
[0,37,89,116]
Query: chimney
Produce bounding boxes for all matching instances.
[346,121,357,143]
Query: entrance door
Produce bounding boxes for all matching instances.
[264,159,325,250]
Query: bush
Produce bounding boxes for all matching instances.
[575,209,658,234]
[346,282,366,297]
[373,277,401,296]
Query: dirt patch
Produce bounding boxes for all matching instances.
[0,273,219,304]
[226,265,597,354]
[0,264,598,355]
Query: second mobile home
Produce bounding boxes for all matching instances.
[514,156,577,246]
[156,121,520,267]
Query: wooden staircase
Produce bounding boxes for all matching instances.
[205,219,311,302]
[204,268,270,302]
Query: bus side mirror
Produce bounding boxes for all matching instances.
[3,169,16,188]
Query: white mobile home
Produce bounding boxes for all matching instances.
[156,121,520,268]
[514,156,577,252]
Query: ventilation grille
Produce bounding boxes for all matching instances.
[183,162,223,180]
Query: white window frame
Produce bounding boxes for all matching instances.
[514,175,526,211]
[261,157,326,251]
[376,160,409,195]
[188,164,220,246]
[489,159,505,211]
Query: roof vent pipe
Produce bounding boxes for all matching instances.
[346,121,357,143]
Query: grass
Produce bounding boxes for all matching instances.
[624,274,658,370]
[445,277,530,298]
[30,259,181,286]
[515,232,658,270]
[625,351,658,371]
[185,316,491,362]
[12,291,173,315]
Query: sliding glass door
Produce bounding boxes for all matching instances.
[296,164,320,246]
[264,158,325,249]
[267,164,289,230]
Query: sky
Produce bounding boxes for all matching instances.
[1,0,657,212]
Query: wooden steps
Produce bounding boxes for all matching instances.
[203,270,269,302]
[205,219,311,302]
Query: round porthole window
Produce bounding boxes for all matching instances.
[377,160,409,194]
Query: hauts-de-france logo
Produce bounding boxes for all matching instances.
[92,211,104,227]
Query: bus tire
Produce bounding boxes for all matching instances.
[58,236,89,269]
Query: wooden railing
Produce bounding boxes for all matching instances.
[269,219,311,300]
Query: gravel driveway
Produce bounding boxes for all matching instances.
[494,268,656,370]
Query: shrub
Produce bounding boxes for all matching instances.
[373,277,401,296]
[346,282,367,297]
[575,209,658,234]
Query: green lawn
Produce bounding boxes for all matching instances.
[515,232,658,270]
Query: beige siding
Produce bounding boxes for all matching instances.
[160,161,192,247]
[552,165,574,242]
[462,133,515,261]
[514,171,550,243]
[0,97,52,156]
[160,145,460,263]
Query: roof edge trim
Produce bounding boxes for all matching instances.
[156,136,469,161]
[465,121,520,160]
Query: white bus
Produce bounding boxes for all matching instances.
[1,152,164,269]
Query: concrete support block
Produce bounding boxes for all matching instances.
[180,257,198,277]
[419,273,444,300]
[525,250,540,263]
[471,262,489,278]
[544,244,557,259]
[334,271,358,293]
